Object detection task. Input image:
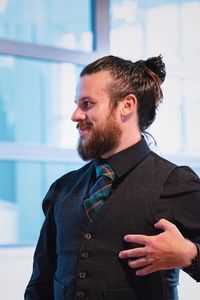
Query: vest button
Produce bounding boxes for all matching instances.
[79,271,87,279]
[76,290,85,298]
[84,233,92,240]
[81,251,89,259]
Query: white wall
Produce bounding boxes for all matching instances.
[0,247,34,300]
[0,246,199,300]
[178,270,200,299]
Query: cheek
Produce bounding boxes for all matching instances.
[97,117,108,129]
[88,107,111,127]
[88,114,104,126]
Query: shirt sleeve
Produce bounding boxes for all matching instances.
[182,243,200,282]
[24,183,57,300]
[160,166,200,282]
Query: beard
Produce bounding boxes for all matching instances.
[77,114,122,160]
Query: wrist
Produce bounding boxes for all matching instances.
[182,240,198,268]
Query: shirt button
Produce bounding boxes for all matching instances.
[79,271,87,279]
[81,252,89,259]
[76,290,85,298]
[84,233,92,240]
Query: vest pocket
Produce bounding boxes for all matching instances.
[53,278,67,300]
[103,288,137,300]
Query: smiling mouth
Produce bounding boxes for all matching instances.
[79,127,90,136]
[77,123,92,137]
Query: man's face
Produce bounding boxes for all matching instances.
[71,71,122,160]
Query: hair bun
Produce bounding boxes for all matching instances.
[145,55,166,83]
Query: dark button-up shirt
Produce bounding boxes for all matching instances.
[102,137,200,280]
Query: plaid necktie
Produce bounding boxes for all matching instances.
[84,162,116,222]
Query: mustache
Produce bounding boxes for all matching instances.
[77,121,92,130]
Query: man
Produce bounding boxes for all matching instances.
[25,55,200,300]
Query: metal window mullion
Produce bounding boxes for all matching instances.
[164,154,200,169]
[93,0,110,53]
[0,142,81,163]
[0,39,102,64]
[0,0,110,63]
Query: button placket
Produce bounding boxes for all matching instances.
[76,290,85,299]
[84,233,92,240]
[81,251,89,259]
[76,232,93,299]
[79,271,87,279]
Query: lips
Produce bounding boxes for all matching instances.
[79,127,90,137]
[77,123,92,137]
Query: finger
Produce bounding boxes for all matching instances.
[119,247,147,259]
[128,257,155,269]
[154,218,176,231]
[135,264,157,276]
[124,234,149,244]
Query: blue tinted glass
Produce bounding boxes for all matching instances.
[0,55,82,148]
[193,168,200,177]
[0,160,83,245]
[0,0,93,52]
[110,0,200,156]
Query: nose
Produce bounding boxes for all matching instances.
[71,106,86,122]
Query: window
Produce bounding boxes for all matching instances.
[0,0,109,245]
[110,0,200,173]
[0,0,93,51]
[0,55,80,147]
[0,160,83,244]
[0,0,200,246]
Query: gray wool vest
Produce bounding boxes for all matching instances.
[51,152,178,300]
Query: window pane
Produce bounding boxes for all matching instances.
[0,55,81,148]
[110,0,200,156]
[0,160,83,245]
[0,0,93,52]
[194,168,200,177]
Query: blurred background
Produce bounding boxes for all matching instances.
[0,0,200,299]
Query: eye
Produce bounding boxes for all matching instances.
[82,100,93,110]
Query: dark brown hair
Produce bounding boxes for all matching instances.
[80,55,166,133]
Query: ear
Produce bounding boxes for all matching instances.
[120,94,137,116]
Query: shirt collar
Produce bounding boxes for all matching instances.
[100,137,150,178]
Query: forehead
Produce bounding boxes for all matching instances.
[75,70,113,99]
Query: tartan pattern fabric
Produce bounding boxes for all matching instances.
[84,162,116,222]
